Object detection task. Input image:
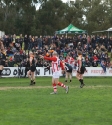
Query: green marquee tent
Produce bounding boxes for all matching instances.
[55,24,87,34]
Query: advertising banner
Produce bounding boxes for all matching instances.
[1,67,112,77]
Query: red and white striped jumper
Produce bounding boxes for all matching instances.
[44,56,66,92]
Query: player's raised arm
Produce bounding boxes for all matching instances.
[44,56,57,61]
[39,51,57,62]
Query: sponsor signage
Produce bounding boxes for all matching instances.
[1,67,112,77]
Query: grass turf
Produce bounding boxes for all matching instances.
[0,77,112,125]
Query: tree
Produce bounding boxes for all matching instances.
[36,0,67,35]
[81,0,110,33]
[0,0,17,34]
[0,0,38,35]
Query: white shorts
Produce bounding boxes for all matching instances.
[52,71,60,78]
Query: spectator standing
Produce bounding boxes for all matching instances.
[15,37,20,51]
[91,35,96,49]
[4,35,9,48]
[19,34,23,49]
[34,36,38,49]
[28,35,32,50]
[24,35,28,51]
[100,60,106,73]
[38,35,43,49]
[81,35,87,48]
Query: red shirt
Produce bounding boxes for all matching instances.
[93,55,98,61]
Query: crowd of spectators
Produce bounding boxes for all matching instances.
[0,34,112,73]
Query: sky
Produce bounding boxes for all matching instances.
[62,0,76,3]
[62,0,68,3]
[36,0,74,10]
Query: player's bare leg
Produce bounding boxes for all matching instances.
[76,72,85,88]
[0,65,3,78]
[50,78,69,94]
[65,72,68,82]
[80,74,85,88]
[31,72,35,85]
[50,78,58,94]
[69,73,72,82]
[27,70,33,85]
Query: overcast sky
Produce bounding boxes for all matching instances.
[36,0,70,10]
[62,0,68,2]
[62,0,76,3]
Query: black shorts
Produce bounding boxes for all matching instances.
[77,66,86,74]
[28,67,31,71]
[66,69,73,73]
[25,67,30,71]
[30,66,36,72]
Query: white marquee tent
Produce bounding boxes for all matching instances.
[0,31,5,38]
[92,27,112,37]
[106,27,112,31]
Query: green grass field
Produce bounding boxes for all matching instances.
[0,77,112,125]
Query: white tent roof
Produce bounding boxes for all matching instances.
[92,30,105,33]
[106,27,112,31]
[92,27,112,33]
